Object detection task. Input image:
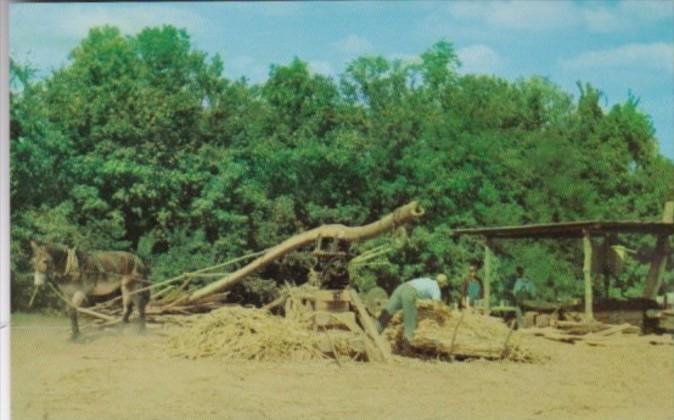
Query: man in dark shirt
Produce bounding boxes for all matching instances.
[461,262,483,308]
[513,266,536,328]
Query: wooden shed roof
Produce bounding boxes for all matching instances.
[451,221,674,239]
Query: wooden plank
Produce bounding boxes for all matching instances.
[314,300,350,312]
[331,309,379,362]
[529,328,584,344]
[588,323,632,337]
[583,231,594,321]
[554,320,607,335]
[310,289,352,302]
[46,282,117,322]
[347,289,392,362]
[77,306,117,322]
[411,336,506,359]
[313,311,356,329]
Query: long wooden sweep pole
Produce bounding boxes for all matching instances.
[187,201,424,303]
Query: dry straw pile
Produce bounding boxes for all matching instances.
[168,289,538,363]
[167,286,363,361]
[384,300,537,362]
[168,306,327,361]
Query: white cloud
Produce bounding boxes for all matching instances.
[446,1,579,31]
[457,45,504,74]
[582,0,674,33]
[308,60,336,77]
[50,4,205,39]
[10,3,206,74]
[581,7,624,33]
[624,0,674,21]
[333,34,374,56]
[561,43,674,74]
[434,0,673,34]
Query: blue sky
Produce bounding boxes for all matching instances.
[10,1,674,159]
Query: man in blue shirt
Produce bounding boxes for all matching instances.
[512,266,536,328]
[376,274,448,345]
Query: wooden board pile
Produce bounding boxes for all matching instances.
[382,300,537,362]
[522,320,642,346]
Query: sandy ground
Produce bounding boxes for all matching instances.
[10,313,674,420]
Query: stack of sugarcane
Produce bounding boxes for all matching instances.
[166,305,328,361]
[166,286,375,362]
[383,300,537,362]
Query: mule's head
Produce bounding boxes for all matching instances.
[30,240,53,287]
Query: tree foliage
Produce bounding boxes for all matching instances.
[10,27,674,310]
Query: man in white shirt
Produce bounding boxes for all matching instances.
[377,274,448,345]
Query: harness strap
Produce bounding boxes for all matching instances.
[64,248,81,283]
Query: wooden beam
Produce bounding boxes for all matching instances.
[452,220,674,239]
[187,202,424,303]
[483,242,493,313]
[583,230,594,321]
[347,289,392,362]
[46,282,117,322]
[642,201,674,299]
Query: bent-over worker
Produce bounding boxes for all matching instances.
[376,274,449,344]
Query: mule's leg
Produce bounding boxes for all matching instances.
[134,290,148,332]
[69,308,79,340]
[121,279,134,323]
[70,291,86,340]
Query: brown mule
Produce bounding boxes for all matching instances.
[30,241,151,339]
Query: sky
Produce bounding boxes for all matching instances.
[9,1,674,160]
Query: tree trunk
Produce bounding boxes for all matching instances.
[187,201,424,303]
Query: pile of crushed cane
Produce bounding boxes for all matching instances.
[167,306,327,361]
[167,286,365,362]
[167,290,539,363]
[383,300,537,362]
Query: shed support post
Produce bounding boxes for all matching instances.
[642,201,674,299]
[583,230,594,321]
[484,241,493,314]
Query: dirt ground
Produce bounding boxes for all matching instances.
[10,313,674,420]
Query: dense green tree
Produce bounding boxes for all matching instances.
[9,27,673,310]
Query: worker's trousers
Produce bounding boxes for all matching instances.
[515,304,524,329]
[385,283,418,342]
